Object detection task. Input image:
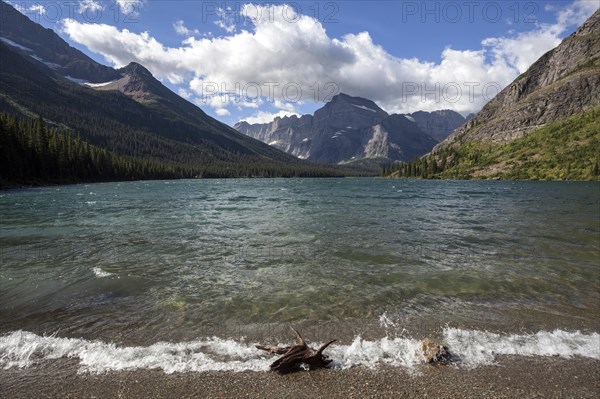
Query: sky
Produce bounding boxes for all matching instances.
[6,0,599,125]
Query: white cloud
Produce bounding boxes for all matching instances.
[173,20,200,36]
[215,7,237,34]
[78,0,104,14]
[482,27,562,74]
[242,110,299,125]
[115,0,143,16]
[482,0,598,75]
[556,0,599,27]
[231,97,262,109]
[274,99,297,113]
[61,1,598,116]
[61,18,186,84]
[215,108,231,116]
[29,4,45,15]
[177,88,193,100]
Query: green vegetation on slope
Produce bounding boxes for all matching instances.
[388,107,600,181]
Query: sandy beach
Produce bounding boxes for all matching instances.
[2,356,599,399]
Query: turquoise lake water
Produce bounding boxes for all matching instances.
[1,179,599,347]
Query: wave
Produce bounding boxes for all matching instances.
[444,328,600,367]
[0,331,269,373]
[0,329,598,374]
[92,267,113,278]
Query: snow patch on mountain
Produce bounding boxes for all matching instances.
[30,55,60,69]
[352,104,377,113]
[0,37,32,52]
[65,76,89,84]
[84,81,116,88]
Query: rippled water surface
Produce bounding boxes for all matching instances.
[1,179,599,345]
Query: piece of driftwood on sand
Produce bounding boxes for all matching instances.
[256,327,337,374]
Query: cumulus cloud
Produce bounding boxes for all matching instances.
[215,108,231,116]
[274,99,297,113]
[556,0,599,27]
[483,0,598,74]
[61,18,187,84]
[481,27,562,74]
[173,20,200,36]
[115,0,143,16]
[29,4,45,14]
[215,7,237,34]
[61,1,598,116]
[78,0,104,14]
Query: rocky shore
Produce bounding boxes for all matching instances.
[2,356,598,399]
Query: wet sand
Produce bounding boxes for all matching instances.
[2,356,598,399]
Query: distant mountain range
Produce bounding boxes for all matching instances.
[0,0,353,183]
[392,9,600,180]
[235,94,465,164]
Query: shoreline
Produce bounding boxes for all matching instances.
[2,356,598,399]
[2,176,599,191]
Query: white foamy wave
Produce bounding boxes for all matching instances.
[0,331,271,373]
[444,328,600,367]
[1,329,598,374]
[328,336,422,370]
[92,267,113,278]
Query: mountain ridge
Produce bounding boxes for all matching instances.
[0,1,120,83]
[235,94,464,163]
[436,9,600,149]
[391,9,600,180]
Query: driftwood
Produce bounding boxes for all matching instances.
[256,327,337,373]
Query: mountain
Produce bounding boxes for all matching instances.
[392,9,600,180]
[404,110,465,142]
[0,2,119,83]
[0,1,354,182]
[440,9,600,148]
[234,93,460,163]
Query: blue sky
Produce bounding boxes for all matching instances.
[8,0,599,125]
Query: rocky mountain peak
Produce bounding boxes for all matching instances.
[314,93,389,130]
[120,62,154,79]
[234,94,462,163]
[574,8,600,36]
[405,110,465,142]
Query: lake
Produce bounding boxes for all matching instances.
[1,178,599,372]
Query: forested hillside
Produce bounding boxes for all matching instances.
[0,113,196,187]
[0,113,353,188]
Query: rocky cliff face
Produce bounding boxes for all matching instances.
[235,94,459,163]
[437,9,600,149]
[404,110,465,142]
